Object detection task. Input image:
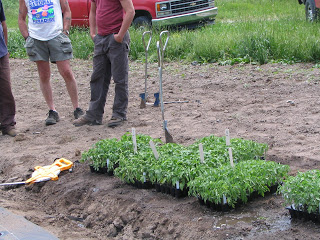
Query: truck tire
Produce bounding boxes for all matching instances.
[305,0,319,22]
[132,16,152,28]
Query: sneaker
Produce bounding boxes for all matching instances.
[45,110,60,126]
[107,117,126,128]
[3,128,17,137]
[73,116,101,127]
[74,107,84,119]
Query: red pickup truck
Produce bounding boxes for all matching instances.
[299,0,320,21]
[68,0,218,28]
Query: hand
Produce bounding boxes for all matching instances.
[114,34,123,43]
[62,30,69,35]
[91,34,96,41]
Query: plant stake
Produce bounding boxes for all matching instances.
[132,128,138,154]
[225,129,234,167]
[149,140,159,160]
[199,143,205,163]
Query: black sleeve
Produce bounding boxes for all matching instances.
[0,0,6,23]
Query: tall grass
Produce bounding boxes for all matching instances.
[4,0,320,64]
[2,0,18,28]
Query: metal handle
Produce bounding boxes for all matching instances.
[157,31,170,67]
[142,31,152,52]
[157,40,161,67]
[159,30,170,54]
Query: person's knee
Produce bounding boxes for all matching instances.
[60,67,74,81]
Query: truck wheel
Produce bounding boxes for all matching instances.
[305,0,319,22]
[132,16,152,28]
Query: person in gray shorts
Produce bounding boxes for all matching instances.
[18,0,84,126]
[73,0,135,128]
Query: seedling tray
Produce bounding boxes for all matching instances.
[286,206,320,223]
[89,165,115,176]
[198,184,278,212]
[155,183,189,198]
[128,180,154,189]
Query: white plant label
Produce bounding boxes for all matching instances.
[176,181,180,190]
[225,129,234,167]
[223,195,227,205]
[132,128,137,153]
[107,159,110,168]
[199,143,204,163]
[225,129,231,146]
[149,140,159,160]
[228,147,234,167]
[143,172,146,183]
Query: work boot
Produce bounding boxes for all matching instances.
[74,107,84,119]
[45,110,60,126]
[73,116,101,127]
[2,128,17,137]
[107,117,126,128]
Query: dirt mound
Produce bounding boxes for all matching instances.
[1,59,320,239]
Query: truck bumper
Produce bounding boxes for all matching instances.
[152,7,218,27]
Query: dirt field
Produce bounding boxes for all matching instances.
[1,58,320,239]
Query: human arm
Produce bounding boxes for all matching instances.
[114,0,135,43]
[89,1,97,41]
[1,20,7,45]
[18,0,29,40]
[60,0,72,35]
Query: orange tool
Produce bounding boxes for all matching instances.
[0,158,73,187]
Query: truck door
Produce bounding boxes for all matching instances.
[68,0,90,26]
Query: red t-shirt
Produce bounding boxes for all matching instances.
[92,0,124,36]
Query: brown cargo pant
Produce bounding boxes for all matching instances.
[85,32,130,123]
[0,53,16,134]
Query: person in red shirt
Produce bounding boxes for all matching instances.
[74,0,135,127]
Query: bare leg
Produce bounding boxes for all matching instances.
[56,60,79,110]
[36,61,55,111]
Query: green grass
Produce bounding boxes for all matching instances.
[2,0,18,28]
[4,0,320,64]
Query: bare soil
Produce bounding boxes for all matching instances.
[1,58,320,240]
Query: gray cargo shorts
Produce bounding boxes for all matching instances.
[24,33,73,63]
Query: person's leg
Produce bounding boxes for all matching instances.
[36,61,55,111]
[0,54,16,136]
[108,32,130,126]
[86,53,111,122]
[56,59,80,110]
[48,33,83,119]
[74,35,110,126]
[36,60,60,125]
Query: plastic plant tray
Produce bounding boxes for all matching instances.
[198,184,279,211]
[155,183,189,198]
[286,205,320,223]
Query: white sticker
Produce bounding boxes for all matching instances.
[225,129,231,146]
[132,128,137,153]
[149,140,159,160]
[199,143,204,164]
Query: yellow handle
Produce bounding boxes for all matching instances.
[25,158,73,184]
